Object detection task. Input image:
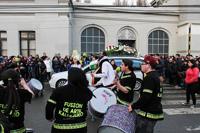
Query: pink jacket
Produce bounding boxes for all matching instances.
[185,67,199,84]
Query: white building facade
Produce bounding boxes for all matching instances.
[0,0,200,57]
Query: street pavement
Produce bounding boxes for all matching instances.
[24,83,200,133]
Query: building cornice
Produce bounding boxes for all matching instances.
[178,20,200,27]
[74,14,179,24]
[74,6,180,16]
[0,5,71,13]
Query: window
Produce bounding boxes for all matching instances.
[148,30,169,56]
[20,31,36,56]
[118,28,136,40]
[0,31,7,56]
[81,27,105,54]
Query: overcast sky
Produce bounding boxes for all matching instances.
[91,0,152,5]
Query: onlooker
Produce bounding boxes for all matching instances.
[184,59,199,108]
[44,57,53,81]
[52,56,60,73]
[110,59,117,70]
[71,57,81,68]
[167,58,178,86]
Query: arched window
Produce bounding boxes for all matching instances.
[118,28,136,40]
[81,27,105,54]
[148,30,169,56]
[118,28,136,48]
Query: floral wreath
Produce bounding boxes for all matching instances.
[105,44,138,56]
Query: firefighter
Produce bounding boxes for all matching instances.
[0,69,34,133]
[114,59,136,105]
[128,55,164,133]
[46,67,93,133]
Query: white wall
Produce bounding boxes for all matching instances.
[35,13,70,58]
[0,0,71,58]
[0,0,34,5]
[176,23,200,56]
[177,23,189,55]
[191,24,200,56]
[73,11,178,56]
[0,14,36,56]
[179,0,200,21]
[0,13,70,58]
[35,0,57,4]
[0,2,195,57]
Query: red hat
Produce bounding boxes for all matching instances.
[144,55,157,68]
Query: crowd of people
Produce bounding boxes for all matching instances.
[0,53,199,87]
[153,54,200,89]
[0,52,200,133]
[0,53,96,85]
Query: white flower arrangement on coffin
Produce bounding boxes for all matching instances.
[105,44,138,56]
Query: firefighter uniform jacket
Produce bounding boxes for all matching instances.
[0,88,32,133]
[132,71,164,120]
[45,83,93,133]
[117,71,136,105]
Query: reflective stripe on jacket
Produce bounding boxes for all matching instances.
[53,122,87,130]
[137,110,164,120]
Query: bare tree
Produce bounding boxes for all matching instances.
[122,0,128,6]
[137,0,147,6]
[113,0,122,6]
[84,0,91,3]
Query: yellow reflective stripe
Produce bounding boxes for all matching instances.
[143,89,153,93]
[160,87,163,92]
[53,122,87,130]
[10,127,26,133]
[0,124,4,133]
[9,110,13,115]
[146,113,164,119]
[157,93,162,98]
[48,99,57,104]
[117,97,129,106]
[138,110,146,117]
[138,110,164,120]
[125,86,131,91]
[121,75,131,79]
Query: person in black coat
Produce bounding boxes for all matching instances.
[0,69,34,133]
[128,55,164,133]
[46,67,93,133]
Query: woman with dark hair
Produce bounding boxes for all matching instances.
[46,67,93,133]
[114,59,136,105]
[184,59,199,108]
[0,69,34,133]
[110,59,117,70]
[71,57,81,69]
